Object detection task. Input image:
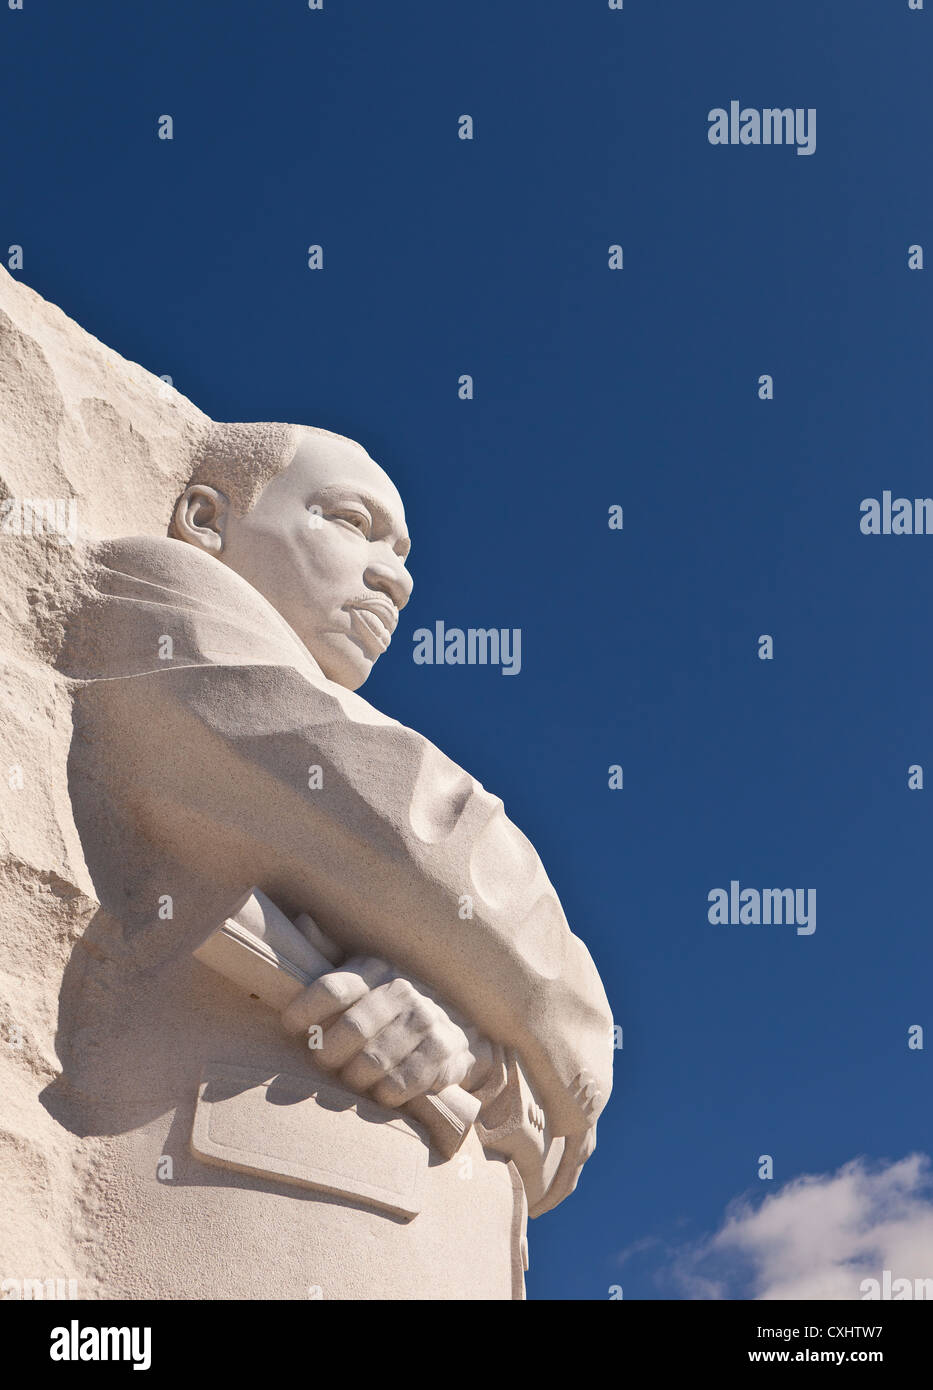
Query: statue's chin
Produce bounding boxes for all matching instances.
[310,635,374,692]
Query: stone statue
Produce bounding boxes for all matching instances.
[0,268,612,1300]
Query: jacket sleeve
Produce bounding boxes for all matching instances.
[65,541,614,1138]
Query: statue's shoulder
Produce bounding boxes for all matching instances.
[67,534,403,733]
[87,533,233,593]
[82,534,295,636]
[64,534,312,682]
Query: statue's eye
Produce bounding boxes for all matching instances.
[334,509,370,536]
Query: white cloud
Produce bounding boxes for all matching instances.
[674,1154,933,1300]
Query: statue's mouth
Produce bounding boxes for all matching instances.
[347,600,396,655]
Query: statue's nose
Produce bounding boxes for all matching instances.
[364,558,413,611]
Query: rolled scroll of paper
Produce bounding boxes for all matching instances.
[194,887,482,1159]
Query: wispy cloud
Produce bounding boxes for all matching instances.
[663,1155,933,1299]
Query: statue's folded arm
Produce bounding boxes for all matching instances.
[61,538,613,1142]
[74,655,613,1141]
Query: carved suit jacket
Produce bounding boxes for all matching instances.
[60,536,613,1147]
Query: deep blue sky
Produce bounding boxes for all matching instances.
[3,1,931,1299]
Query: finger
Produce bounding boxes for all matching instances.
[341,954,395,984]
[458,1029,496,1092]
[316,976,421,1070]
[280,956,391,1036]
[372,1030,468,1107]
[338,1003,435,1093]
[281,972,368,1036]
[533,1161,584,1217]
[571,1070,603,1125]
[529,1128,596,1217]
[431,1047,475,1092]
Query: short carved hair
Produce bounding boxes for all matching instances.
[172,420,367,522]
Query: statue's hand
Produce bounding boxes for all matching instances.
[527,1070,602,1216]
[529,1123,598,1218]
[281,954,492,1107]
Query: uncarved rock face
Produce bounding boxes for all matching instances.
[208,433,412,690]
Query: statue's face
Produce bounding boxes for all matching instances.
[200,433,412,690]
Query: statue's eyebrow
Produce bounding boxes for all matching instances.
[314,486,411,559]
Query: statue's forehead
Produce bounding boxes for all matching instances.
[287,435,408,528]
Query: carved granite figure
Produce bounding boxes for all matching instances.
[0,269,612,1300]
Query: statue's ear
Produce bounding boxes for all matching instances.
[171,484,230,553]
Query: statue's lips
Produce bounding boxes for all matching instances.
[347,601,396,655]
